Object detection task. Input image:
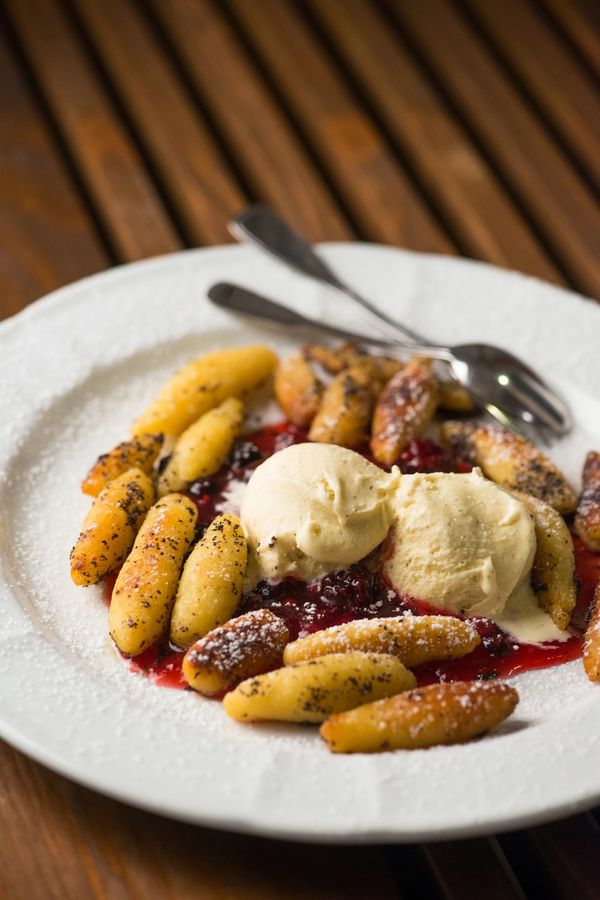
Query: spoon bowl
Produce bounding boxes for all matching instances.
[448,344,572,435]
[208,281,571,440]
[229,206,573,440]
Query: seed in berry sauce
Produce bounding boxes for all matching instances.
[108,424,599,691]
[316,566,376,609]
[189,477,216,497]
[229,441,262,472]
[398,439,472,474]
[477,619,515,657]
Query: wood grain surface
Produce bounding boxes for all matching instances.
[0,1,598,897]
[388,0,600,296]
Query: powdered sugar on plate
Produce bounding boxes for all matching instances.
[0,245,599,842]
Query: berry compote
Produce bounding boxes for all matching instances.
[104,422,598,689]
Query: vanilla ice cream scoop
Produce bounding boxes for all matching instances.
[385,469,536,618]
[239,442,556,640]
[241,443,397,584]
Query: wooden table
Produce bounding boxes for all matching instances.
[1,1,599,897]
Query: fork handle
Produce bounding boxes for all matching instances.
[229,205,427,345]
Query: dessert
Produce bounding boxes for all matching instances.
[170,513,247,648]
[70,339,600,754]
[384,469,536,621]
[371,358,439,463]
[158,397,244,496]
[182,609,290,696]
[274,355,322,426]
[283,616,480,667]
[514,491,576,630]
[131,344,277,436]
[440,421,577,514]
[223,652,416,724]
[320,682,519,753]
[81,433,163,497]
[583,585,600,682]
[575,452,600,551]
[70,467,155,585]
[108,494,197,656]
[308,358,378,447]
[240,443,395,583]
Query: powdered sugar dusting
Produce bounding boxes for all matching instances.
[285,615,479,668]
[0,245,599,842]
[217,478,248,516]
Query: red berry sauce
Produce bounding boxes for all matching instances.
[108,423,308,688]
[104,423,599,689]
[241,568,585,686]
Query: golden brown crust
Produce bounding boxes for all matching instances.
[131,345,277,437]
[302,342,403,385]
[346,354,404,389]
[182,610,290,695]
[513,491,576,630]
[274,355,322,427]
[438,380,475,413]
[583,583,600,683]
[373,357,405,384]
[575,451,600,552]
[441,421,577,514]
[370,359,439,465]
[108,493,197,656]
[169,513,248,648]
[223,652,416,724]
[158,398,244,496]
[283,616,480,667]
[177,398,243,481]
[302,341,364,373]
[308,359,377,448]
[81,433,163,497]
[70,467,155,586]
[320,681,519,753]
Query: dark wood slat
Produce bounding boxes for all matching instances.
[1,4,598,897]
[5,0,181,262]
[423,837,526,900]
[150,0,352,243]
[228,0,454,252]
[308,0,562,283]
[0,743,401,900]
[497,830,562,900]
[73,0,245,245]
[385,845,444,900]
[0,22,107,316]
[541,0,600,79]
[466,0,600,194]
[388,0,600,298]
[0,16,399,892]
[526,814,600,900]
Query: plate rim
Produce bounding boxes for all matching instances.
[3,241,597,342]
[0,711,597,844]
[1,242,599,843]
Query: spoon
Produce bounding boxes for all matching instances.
[208,281,568,443]
[228,205,572,438]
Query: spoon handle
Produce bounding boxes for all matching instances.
[207,283,448,360]
[229,205,427,345]
[208,282,553,442]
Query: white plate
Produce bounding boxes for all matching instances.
[1,244,599,844]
